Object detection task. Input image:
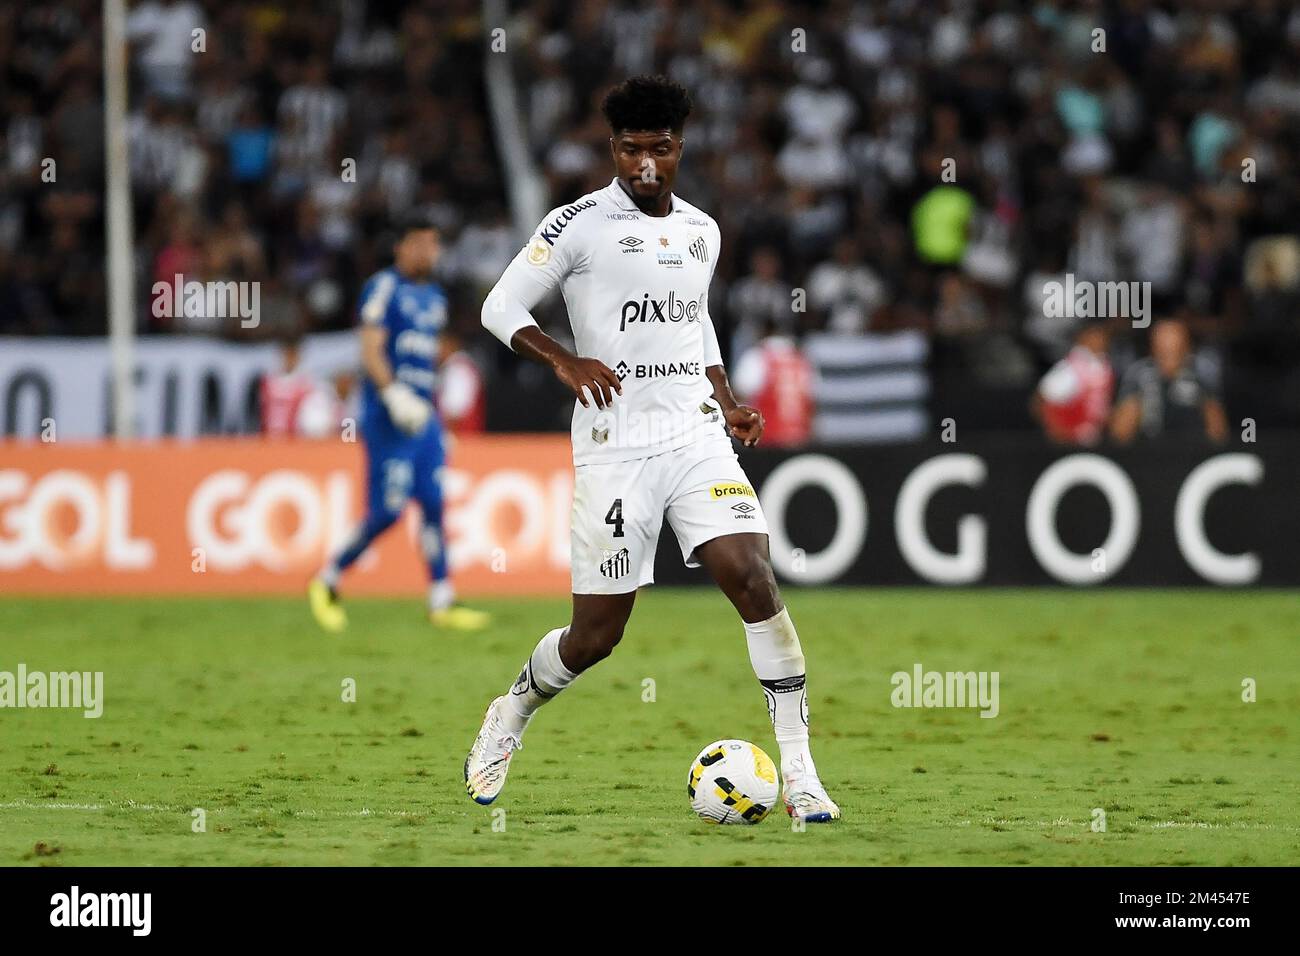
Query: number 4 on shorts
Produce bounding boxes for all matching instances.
[605,498,625,537]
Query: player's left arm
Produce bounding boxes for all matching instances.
[700,234,763,445]
[706,363,763,448]
[700,223,763,446]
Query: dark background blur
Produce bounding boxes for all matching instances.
[2,0,1299,436]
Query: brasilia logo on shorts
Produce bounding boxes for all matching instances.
[711,482,755,499]
[619,291,704,330]
[600,547,630,579]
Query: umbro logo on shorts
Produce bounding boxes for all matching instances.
[731,501,757,517]
[600,547,630,579]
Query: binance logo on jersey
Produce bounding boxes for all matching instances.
[614,359,700,380]
[711,482,755,499]
[619,291,705,330]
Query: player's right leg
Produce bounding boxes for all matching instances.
[464,591,635,804]
[310,452,409,632]
[465,456,657,804]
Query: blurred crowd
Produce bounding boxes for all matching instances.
[3,0,1300,437]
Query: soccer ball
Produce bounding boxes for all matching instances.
[686,739,779,825]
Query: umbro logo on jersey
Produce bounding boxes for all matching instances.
[600,547,630,579]
[689,237,708,262]
[619,236,643,247]
[538,199,597,245]
[619,291,705,330]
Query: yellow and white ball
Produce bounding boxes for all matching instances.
[686,739,779,825]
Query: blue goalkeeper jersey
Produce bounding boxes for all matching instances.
[357,266,448,444]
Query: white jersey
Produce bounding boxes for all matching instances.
[482,178,728,464]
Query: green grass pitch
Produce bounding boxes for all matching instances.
[1,589,1296,866]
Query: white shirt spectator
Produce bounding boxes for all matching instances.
[128,1,206,98]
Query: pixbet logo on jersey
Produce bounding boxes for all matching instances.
[618,291,705,331]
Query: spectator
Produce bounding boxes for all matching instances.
[731,319,816,449]
[260,337,323,438]
[437,330,486,435]
[1110,320,1228,444]
[726,247,793,359]
[1033,321,1114,447]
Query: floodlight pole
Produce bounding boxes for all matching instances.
[104,0,136,439]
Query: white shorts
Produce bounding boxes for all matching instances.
[571,435,768,594]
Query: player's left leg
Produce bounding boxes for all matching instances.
[664,446,840,822]
[412,444,490,631]
[310,450,410,632]
[691,532,840,822]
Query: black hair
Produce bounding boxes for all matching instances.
[601,75,693,133]
[395,210,438,237]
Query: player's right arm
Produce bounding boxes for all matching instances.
[481,218,622,410]
[359,273,431,433]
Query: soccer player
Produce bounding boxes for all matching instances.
[308,216,489,632]
[465,76,839,822]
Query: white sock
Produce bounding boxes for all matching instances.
[500,627,577,738]
[744,607,817,779]
[429,579,454,611]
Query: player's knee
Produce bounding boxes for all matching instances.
[367,510,401,537]
[564,618,627,671]
[734,556,780,621]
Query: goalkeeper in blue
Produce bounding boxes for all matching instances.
[309,215,490,633]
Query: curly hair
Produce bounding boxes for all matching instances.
[601,75,693,133]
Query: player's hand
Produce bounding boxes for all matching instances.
[553,356,623,409]
[726,404,764,447]
[380,382,433,435]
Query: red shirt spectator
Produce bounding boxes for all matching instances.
[438,344,486,434]
[732,333,815,447]
[1036,324,1114,446]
